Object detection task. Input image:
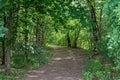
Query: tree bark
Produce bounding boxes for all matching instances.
[6,0,13,72]
[87,0,99,52]
[2,37,5,65]
[24,7,29,58]
[1,13,7,65]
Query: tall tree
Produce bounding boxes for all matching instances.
[24,5,29,58]
[6,0,13,72]
[1,13,7,65]
[87,0,100,52]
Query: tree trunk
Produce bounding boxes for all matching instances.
[1,13,7,65]
[2,37,5,65]
[35,19,39,47]
[87,0,99,52]
[6,0,13,72]
[67,31,71,47]
[91,5,99,52]
[24,7,28,58]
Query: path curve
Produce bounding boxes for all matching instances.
[25,46,86,80]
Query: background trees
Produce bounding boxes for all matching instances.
[0,0,53,73]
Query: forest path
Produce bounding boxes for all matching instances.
[25,46,87,80]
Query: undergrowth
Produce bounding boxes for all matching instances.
[0,47,54,80]
[82,57,120,80]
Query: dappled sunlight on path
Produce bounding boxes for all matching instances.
[25,46,87,80]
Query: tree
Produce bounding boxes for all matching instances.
[6,0,13,72]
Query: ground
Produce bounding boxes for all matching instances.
[25,46,87,80]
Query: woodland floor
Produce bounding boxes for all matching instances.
[25,46,87,80]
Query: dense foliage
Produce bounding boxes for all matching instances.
[0,0,120,79]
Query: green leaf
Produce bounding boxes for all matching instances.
[0,0,7,9]
[0,21,8,38]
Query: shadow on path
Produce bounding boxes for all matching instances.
[25,46,87,80]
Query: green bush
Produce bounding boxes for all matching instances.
[0,72,15,80]
[85,59,103,73]
[11,54,26,68]
[23,47,54,69]
[83,59,112,80]
[107,27,120,69]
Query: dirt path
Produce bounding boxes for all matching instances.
[25,46,87,80]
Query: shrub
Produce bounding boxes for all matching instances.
[83,59,112,80]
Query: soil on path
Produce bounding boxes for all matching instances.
[25,46,87,80]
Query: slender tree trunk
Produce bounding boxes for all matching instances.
[36,26,38,46]
[2,37,5,65]
[91,6,99,52]
[6,0,13,72]
[35,19,39,47]
[87,0,99,52]
[24,7,28,58]
[98,8,103,39]
[1,13,7,65]
[67,31,71,47]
